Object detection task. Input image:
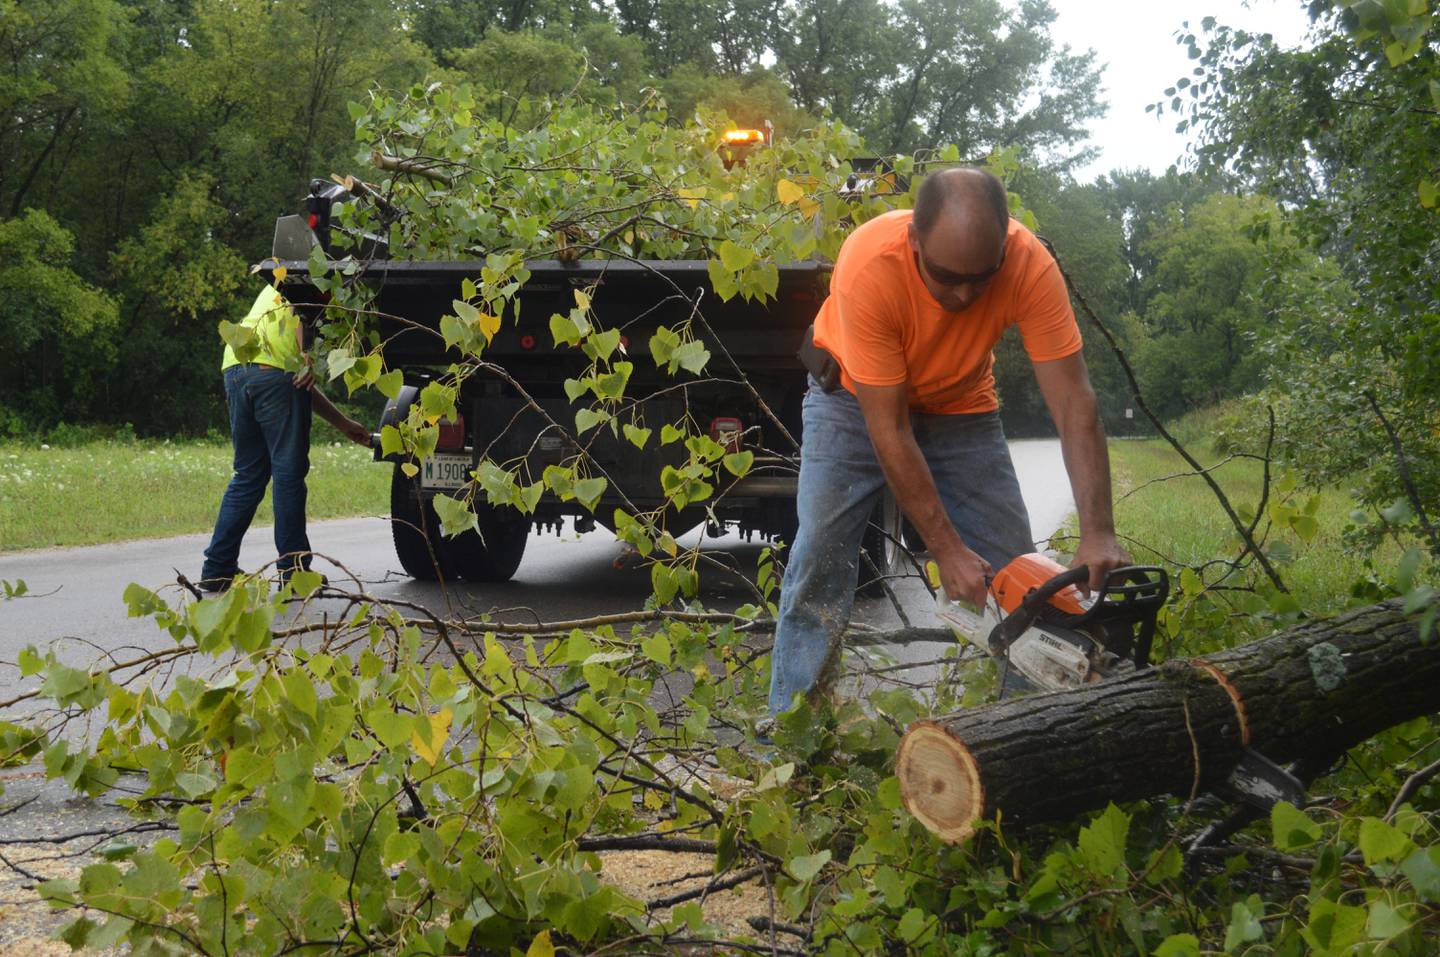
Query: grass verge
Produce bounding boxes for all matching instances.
[0,438,389,551]
[1106,438,1412,614]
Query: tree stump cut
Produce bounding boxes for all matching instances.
[896,600,1438,844]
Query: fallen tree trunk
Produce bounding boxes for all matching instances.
[896,599,1438,843]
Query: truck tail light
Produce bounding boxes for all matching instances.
[709,416,744,453]
[520,334,536,350]
[437,415,465,451]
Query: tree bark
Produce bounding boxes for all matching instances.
[896,600,1438,844]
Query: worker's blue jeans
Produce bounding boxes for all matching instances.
[768,379,1035,715]
[202,365,313,583]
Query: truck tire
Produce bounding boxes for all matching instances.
[860,488,907,596]
[390,464,453,580]
[446,508,529,583]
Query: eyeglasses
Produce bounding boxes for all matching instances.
[918,242,1007,287]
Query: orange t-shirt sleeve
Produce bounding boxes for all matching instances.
[829,276,908,386]
[1015,258,1083,363]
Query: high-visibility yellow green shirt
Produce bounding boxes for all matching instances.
[221,285,304,371]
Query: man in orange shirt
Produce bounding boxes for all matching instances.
[769,167,1129,716]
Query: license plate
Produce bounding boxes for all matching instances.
[420,453,471,490]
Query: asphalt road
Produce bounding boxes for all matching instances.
[0,438,1070,706]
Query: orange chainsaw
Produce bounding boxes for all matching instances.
[936,553,1169,692]
[938,553,1317,822]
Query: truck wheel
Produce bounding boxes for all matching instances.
[445,508,529,583]
[390,464,453,580]
[860,489,907,596]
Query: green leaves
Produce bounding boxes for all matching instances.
[1358,816,1413,866]
[649,325,710,375]
[218,320,260,364]
[418,381,457,423]
[622,423,651,448]
[575,407,610,434]
[1223,899,1264,952]
[1154,933,1200,957]
[1400,847,1440,901]
[722,451,754,477]
[1077,803,1130,878]
[716,239,754,272]
[376,369,404,400]
[175,770,218,798]
[1271,801,1322,850]
[573,476,607,511]
[550,311,581,347]
[432,493,478,537]
[787,849,830,881]
[650,562,680,604]
[1366,899,1411,939]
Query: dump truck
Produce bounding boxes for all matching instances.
[261,177,907,586]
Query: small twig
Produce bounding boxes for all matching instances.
[1048,246,1289,594]
[0,821,176,847]
[1186,843,1336,872]
[1179,694,1203,822]
[645,863,766,910]
[1244,407,1278,548]
[1116,452,1267,505]
[576,835,716,854]
[371,152,457,185]
[1386,756,1440,822]
[1363,390,1440,553]
[174,570,204,601]
[747,915,810,941]
[1331,96,1440,118]
[0,793,40,818]
[0,847,46,882]
[445,608,755,636]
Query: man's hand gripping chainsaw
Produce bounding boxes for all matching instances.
[936,552,1169,692]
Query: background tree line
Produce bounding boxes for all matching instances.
[1,0,1435,542]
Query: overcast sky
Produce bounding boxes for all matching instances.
[1044,0,1314,180]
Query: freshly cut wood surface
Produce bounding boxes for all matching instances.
[897,600,1438,843]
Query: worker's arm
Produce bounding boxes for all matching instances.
[310,386,372,446]
[1032,351,1128,594]
[287,312,370,447]
[853,381,992,605]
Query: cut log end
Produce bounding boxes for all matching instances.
[896,720,984,844]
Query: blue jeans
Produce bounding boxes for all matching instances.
[768,380,1034,714]
[202,365,313,581]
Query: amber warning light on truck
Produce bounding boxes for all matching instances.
[720,124,772,168]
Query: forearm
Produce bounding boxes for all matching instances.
[309,386,352,430]
[867,425,965,559]
[1056,395,1116,540]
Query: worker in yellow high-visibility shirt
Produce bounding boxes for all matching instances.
[198,285,369,591]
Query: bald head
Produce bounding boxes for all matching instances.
[907,168,1011,312]
[912,168,1010,241]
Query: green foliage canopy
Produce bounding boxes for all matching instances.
[1163,2,1440,549]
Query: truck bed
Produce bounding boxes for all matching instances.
[263,257,829,369]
